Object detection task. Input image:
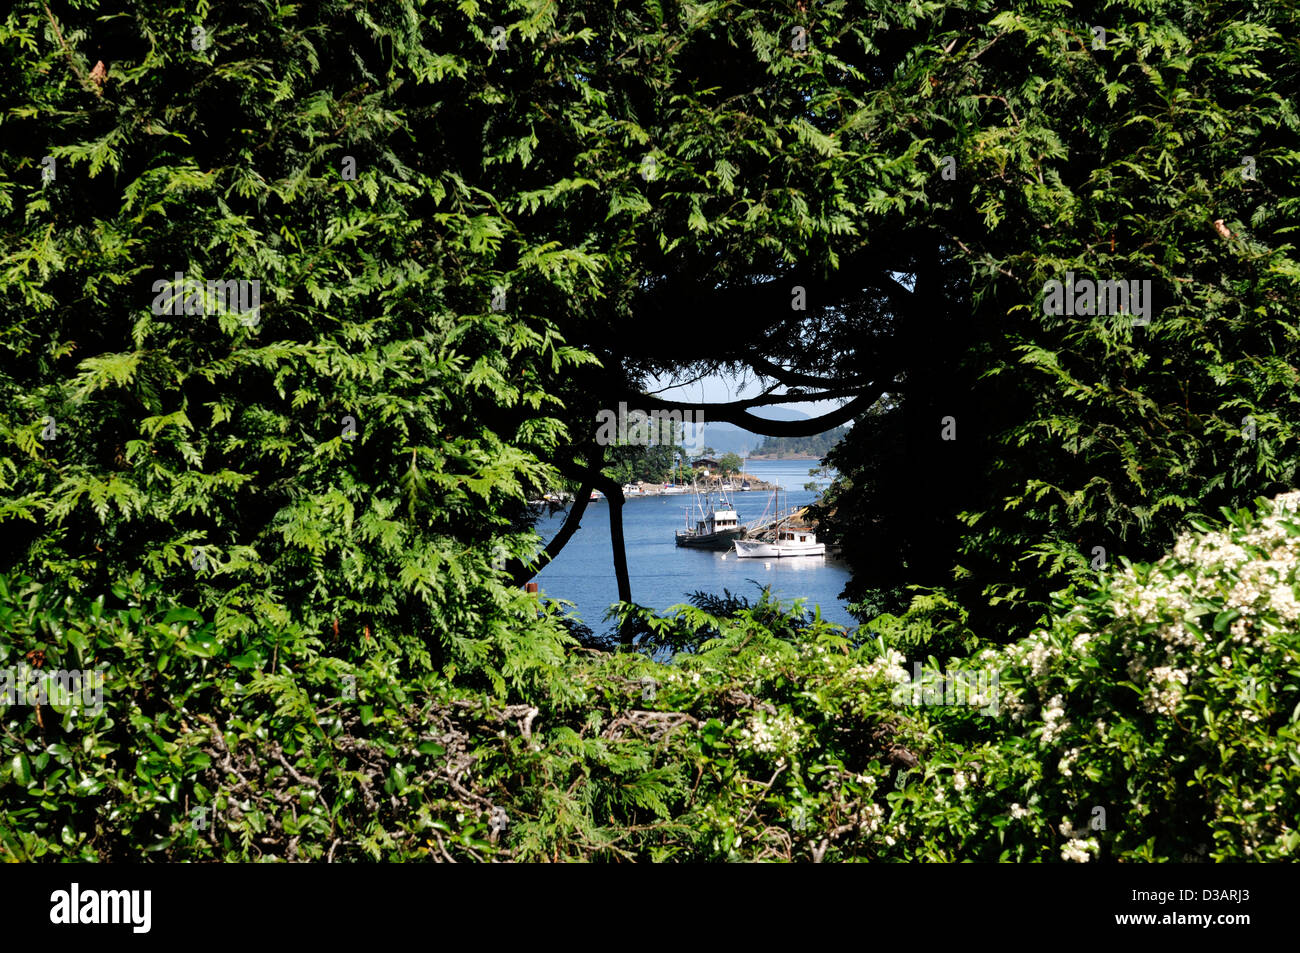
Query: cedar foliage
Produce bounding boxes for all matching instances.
[814,0,1300,642]
[1,0,608,690]
[3,0,1300,862]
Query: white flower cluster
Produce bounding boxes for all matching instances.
[1002,631,1064,686]
[1143,666,1189,716]
[1268,584,1300,621]
[1040,695,1071,744]
[1131,495,1300,637]
[1112,570,1194,625]
[799,642,835,662]
[738,710,803,756]
[1101,494,1300,715]
[883,820,907,848]
[1173,532,1250,573]
[1155,621,1200,650]
[851,771,877,792]
[953,768,975,792]
[1058,747,1081,778]
[1023,634,1059,677]
[1226,567,1300,623]
[1009,803,1031,820]
[1001,690,1031,723]
[860,802,884,835]
[1061,836,1099,863]
[855,648,910,685]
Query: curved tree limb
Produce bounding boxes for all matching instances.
[533,457,636,643]
[625,386,869,412]
[508,481,594,587]
[744,353,876,390]
[630,389,883,436]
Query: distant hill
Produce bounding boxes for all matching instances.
[688,407,813,456]
[750,425,849,459]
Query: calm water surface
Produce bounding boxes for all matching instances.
[533,460,858,633]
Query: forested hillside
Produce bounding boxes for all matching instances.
[751,426,850,458]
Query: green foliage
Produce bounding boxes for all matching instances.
[878,490,1300,861]
[4,0,1298,863]
[717,452,743,475]
[5,493,1297,861]
[858,587,984,661]
[0,0,607,684]
[0,570,587,861]
[819,0,1300,637]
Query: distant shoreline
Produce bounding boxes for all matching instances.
[745,453,822,461]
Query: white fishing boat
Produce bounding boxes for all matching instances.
[734,486,824,557]
[733,526,825,558]
[675,483,746,550]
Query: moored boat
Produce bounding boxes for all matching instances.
[735,485,825,557]
[733,525,825,558]
[675,484,746,550]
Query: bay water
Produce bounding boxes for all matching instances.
[533,460,858,633]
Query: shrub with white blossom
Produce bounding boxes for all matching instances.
[883,491,1300,861]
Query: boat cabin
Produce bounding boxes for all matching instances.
[698,509,739,533]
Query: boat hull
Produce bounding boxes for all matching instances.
[733,539,825,558]
[676,528,746,550]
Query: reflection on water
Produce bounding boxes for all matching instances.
[682,550,828,569]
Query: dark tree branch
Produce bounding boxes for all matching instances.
[745,353,874,390]
[605,490,635,644]
[627,260,916,365]
[41,3,98,96]
[630,389,884,436]
[543,457,635,639]
[508,482,594,586]
[868,271,918,311]
[642,368,718,396]
[626,386,867,413]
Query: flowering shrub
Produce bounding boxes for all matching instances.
[3,494,1298,861]
[886,491,1300,861]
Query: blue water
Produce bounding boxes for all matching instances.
[532,460,858,632]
